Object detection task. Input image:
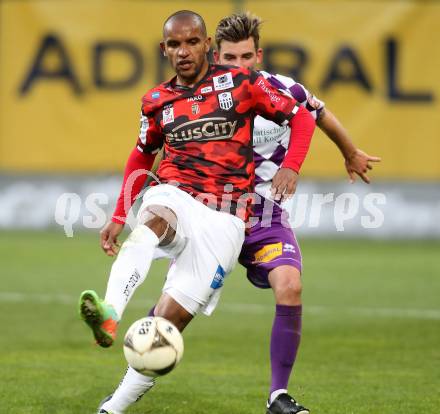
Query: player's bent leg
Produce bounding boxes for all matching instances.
[80,205,178,348]
[267,265,307,414]
[154,292,194,332]
[268,264,302,306]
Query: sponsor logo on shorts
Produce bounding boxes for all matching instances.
[210,264,226,289]
[254,242,283,263]
[283,243,296,253]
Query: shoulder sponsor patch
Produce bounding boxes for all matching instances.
[162,106,174,125]
[213,72,234,91]
[254,242,283,263]
[152,91,160,99]
[257,78,281,103]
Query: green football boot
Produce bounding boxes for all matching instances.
[79,290,119,348]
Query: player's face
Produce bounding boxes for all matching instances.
[214,37,263,70]
[161,18,211,86]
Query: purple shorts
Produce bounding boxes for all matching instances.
[238,202,302,289]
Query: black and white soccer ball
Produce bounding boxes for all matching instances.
[123,317,184,377]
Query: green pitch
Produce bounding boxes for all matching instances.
[1,231,439,413]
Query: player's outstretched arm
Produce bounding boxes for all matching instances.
[317,109,381,184]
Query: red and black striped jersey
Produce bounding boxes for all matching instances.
[135,64,299,222]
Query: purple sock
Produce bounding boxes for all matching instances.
[270,304,302,395]
[147,306,155,316]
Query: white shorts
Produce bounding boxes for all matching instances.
[137,184,245,316]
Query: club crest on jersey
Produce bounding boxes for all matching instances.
[162,106,174,125]
[218,92,233,111]
[191,103,200,115]
[213,72,234,91]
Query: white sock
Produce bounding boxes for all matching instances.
[101,366,155,413]
[104,225,159,319]
[270,388,288,404]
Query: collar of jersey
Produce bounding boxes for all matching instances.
[143,64,237,111]
[164,64,215,97]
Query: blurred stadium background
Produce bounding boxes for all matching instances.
[0,1,439,413]
[1,0,439,236]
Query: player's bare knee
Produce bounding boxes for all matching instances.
[142,205,177,246]
[269,265,302,304]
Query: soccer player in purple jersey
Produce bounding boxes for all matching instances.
[214,12,381,414]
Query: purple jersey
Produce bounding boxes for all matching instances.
[253,71,325,201]
[242,72,324,286]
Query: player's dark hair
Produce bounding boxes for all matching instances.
[215,12,262,51]
[163,10,207,38]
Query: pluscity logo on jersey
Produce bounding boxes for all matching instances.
[257,78,281,103]
[165,117,238,143]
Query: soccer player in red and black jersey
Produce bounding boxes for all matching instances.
[78,10,315,413]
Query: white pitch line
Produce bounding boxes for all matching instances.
[0,291,439,320]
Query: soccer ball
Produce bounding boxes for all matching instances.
[123,316,184,377]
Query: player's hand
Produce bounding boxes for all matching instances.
[345,149,381,184]
[271,168,298,202]
[100,221,124,257]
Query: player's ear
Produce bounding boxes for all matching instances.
[160,41,167,57]
[213,49,220,64]
[256,48,263,65]
[204,36,212,53]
